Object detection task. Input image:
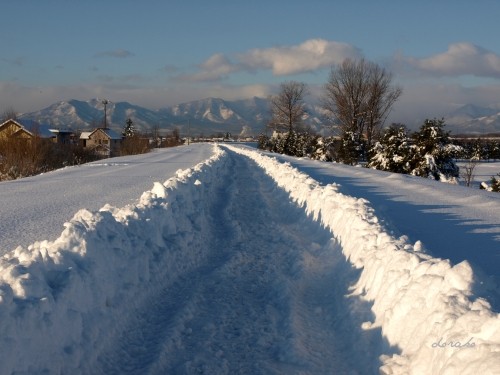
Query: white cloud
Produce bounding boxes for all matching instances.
[180,54,241,82]
[405,42,500,78]
[179,39,362,82]
[239,38,362,75]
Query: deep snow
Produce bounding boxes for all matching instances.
[0,143,498,374]
[260,152,500,312]
[0,144,214,254]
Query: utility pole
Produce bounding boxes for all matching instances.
[102,99,109,129]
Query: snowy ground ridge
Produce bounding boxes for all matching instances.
[0,145,227,374]
[226,145,500,374]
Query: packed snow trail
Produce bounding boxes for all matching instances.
[93,147,386,374]
[227,145,499,374]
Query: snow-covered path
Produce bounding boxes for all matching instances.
[93,149,385,374]
[0,144,498,374]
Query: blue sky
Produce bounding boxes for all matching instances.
[2,0,500,125]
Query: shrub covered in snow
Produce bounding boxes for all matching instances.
[411,118,460,181]
[492,174,500,192]
[369,119,460,182]
[337,131,366,165]
[480,173,500,192]
[310,135,337,161]
[258,130,337,161]
[368,124,416,173]
[453,137,500,161]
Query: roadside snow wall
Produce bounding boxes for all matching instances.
[226,145,500,375]
[0,145,227,374]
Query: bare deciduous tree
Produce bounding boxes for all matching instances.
[2,107,18,122]
[151,123,161,148]
[268,81,308,133]
[364,64,403,146]
[461,157,478,187]
[322,58,402,147]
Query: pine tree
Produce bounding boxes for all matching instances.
[492,142,500,160]
[283,130,297,156]
[123,118,135,138]
[338,131,364,165]
[311,136,335,161]
[257,133,270,150]
[368,124,416,173]
[411,119,459,181]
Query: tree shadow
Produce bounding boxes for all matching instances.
[276,157,500,312]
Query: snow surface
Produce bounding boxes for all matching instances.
[0,144,214,254]
[0,143,498,374]
[261,153,500,311]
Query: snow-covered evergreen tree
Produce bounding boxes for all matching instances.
[262,130,319,158]
[492,174,500,192]
[411,119,459,181]
[283,130,297,156]
[480,174,500,192]
[269,131,287,154]
[368,125,416,173]
[310,136,336,161]
[123,118,135,138]
[257,133,270,150]
[492,142,500,160]
[338,131,364,165]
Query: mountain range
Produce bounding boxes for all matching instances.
[18,97,324,137]
[18,98,500,136]
[442,104,500,135]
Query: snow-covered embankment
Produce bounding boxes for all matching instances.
[0,146,227,374]
[226,145,500,374]
[0,142,498,374]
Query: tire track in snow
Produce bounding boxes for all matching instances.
[93,149,385,374]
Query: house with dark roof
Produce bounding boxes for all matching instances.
[80,128,122,157]
[0,119,54,140]
[0,119,74,144]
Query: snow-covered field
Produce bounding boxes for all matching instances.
[0,143,498,374]
[0,144,214,254]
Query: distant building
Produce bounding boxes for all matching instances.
[49,128,75,144]
[0,118,74,143]
[80,128,122,157]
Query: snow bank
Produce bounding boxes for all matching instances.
[0,145,227,374]
[226,145,500,375]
